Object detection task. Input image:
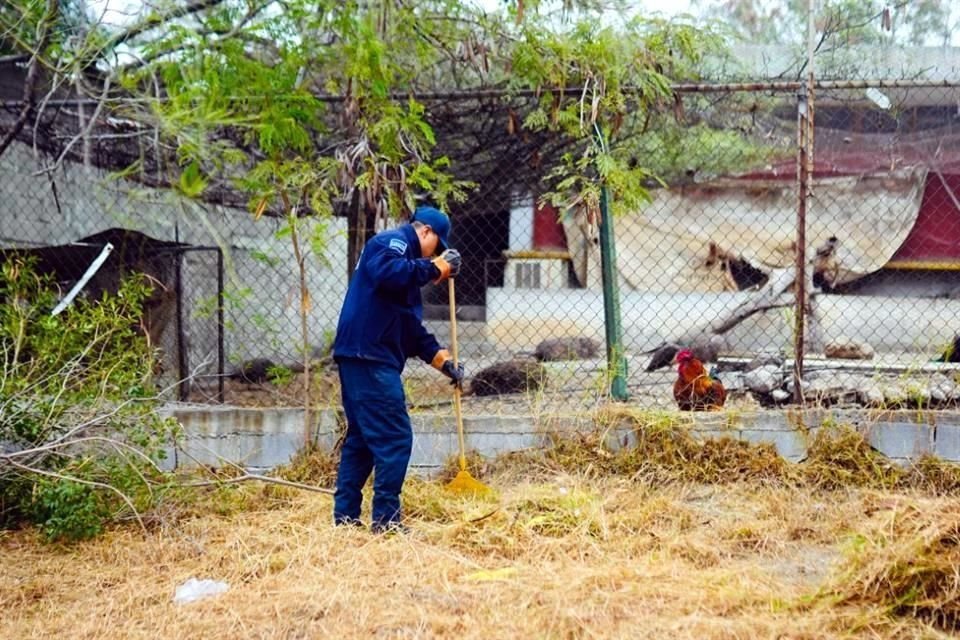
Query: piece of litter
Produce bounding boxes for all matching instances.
[865,87,891,110]
[174,577,229,604]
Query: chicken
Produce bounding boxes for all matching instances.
[673,349,727,411]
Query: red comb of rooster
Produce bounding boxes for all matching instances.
[676,349,694,361]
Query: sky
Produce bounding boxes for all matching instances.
[89,0,697,29]
[85,0,701,67]
[87,0,958,46]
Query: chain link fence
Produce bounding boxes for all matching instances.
[2,80,959,412]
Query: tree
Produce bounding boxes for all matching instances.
[0,1,738,521]
[693,0,957,49]
[1,0,728,215]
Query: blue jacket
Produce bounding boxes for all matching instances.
[333,224,444,372]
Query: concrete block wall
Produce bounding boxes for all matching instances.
[164,404,960,475]
[160,405,341,473]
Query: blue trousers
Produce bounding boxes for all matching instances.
[333,358,412,529]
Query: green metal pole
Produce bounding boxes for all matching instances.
[598,183,629,401]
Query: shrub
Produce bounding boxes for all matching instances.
[0,256,179,540]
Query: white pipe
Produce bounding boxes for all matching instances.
[807,0,816,80]
[51,242,114,316]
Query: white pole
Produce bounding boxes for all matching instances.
[51,242,114,316]
[807,0,816,78]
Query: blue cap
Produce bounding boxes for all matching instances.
[411,206,451,252]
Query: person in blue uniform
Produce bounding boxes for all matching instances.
[332,205,464,533]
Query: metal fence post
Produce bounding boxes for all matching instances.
[598,182,629,401]
[793,0,816,404]
[174,247,188,401]
[216,247,225,404]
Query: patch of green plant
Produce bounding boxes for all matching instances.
[29,477,106,541]
[0,256,178,541]
[266,364,294,386]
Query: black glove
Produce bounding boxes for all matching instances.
[440,359,465,389]
[439,249,462,277]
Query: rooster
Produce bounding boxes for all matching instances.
[673,349,727,411]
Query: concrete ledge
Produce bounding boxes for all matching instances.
[160,404,340,472]
[935,423,960,460]
[163,404,960,474]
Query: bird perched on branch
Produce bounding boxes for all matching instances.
[673,349,727,411]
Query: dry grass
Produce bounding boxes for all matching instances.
[811,496,960,633]
[801,424,901,490]
[3,412,960,639]
[2,472,958,638]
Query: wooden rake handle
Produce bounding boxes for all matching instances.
[448,278,467,470]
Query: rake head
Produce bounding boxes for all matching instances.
[445,468,491,495]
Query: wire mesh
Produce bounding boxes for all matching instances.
[1,81,959,412]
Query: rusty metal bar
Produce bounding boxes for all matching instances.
[795,85,808,405]
[793,0,816,405]
[216,247,225,404]
[4,78,956,111]
[671,78,959,93]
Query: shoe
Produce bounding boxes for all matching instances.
[334,517,365,528]
[371,521,408,535]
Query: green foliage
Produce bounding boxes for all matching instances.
[30,477,106,541]
[0,257,178,541]
[629,118,783,187]
[266,364,293,386]
[7,0,745,231]
[6,0,958,231]
[104,0,727,225]
[509,15,727,214]
[240,156,340,220]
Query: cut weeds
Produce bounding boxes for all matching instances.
[2,409,959,639]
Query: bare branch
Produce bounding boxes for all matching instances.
[0,0,57,159]
[101,0,229,51]
[118,0,276,73]
[3,436,163,472]
[178,473,336,495]
[36,73,112,175]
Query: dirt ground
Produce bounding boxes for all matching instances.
[1,470,957,639]
[184,356,741,413]
[183,353,960,421]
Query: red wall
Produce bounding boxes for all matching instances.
[889,173,960,265]
[532,201,567,250]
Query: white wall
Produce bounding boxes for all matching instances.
[507,191,534,252]
[486,286,960,359]
[0,141,349,376]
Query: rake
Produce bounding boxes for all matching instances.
[444,277,491,495]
